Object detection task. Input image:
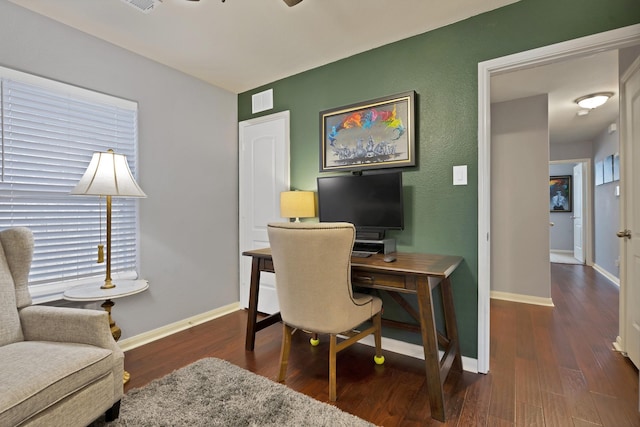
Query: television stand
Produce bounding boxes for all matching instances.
[353,238,396,255]
[356,230,386,240]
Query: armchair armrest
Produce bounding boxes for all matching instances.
[19,305,121,352]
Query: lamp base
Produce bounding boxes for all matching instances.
[101,279,116,290]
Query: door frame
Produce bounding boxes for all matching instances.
[477,24,640,374]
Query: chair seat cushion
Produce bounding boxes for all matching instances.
[0,341,114,427]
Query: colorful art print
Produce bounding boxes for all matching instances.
[319,91,416,172]
[549,175,572,212]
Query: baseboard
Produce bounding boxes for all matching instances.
[592,263,620,287]
[118,302,240,351]
[354,333,479,373]
[490,290,554,307]
[118,301,479,373]
[613,335,626,355]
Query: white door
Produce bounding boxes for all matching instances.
[239,111,290,314]
[621,58,640,369]
[572,162,584,263]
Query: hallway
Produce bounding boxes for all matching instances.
[489,263,638,426]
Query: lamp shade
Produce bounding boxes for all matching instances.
[71,150,146,197]
[280,191,315,219]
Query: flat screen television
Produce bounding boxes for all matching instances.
[317,171,404,238]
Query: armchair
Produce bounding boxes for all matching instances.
[267,222,384,401]
[0,227,124,426]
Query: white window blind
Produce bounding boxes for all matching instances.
[0,74,140,296]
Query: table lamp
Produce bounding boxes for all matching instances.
[280,191,316,222]
[71,149,146,289]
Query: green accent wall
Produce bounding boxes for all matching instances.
[238,0,640,359]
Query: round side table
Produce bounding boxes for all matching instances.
[64,279,149,383]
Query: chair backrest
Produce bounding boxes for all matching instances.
[267,222,365,334]
[0,227,34,346]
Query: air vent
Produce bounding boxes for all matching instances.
[120,0,162,14]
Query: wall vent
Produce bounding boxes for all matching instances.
[120,0,162,14]
[252,89,274,114]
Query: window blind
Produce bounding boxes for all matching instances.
[0,76,140,293]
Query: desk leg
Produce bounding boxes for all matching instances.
[441,277,463,372]
[245,257,262,351]
[416,278,446,422]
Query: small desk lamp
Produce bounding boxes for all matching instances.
[71,149,146,289]
[280,191,316,222]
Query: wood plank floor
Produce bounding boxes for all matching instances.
[122,264,639,426]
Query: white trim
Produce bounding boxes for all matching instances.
[490,291,555,307]
[592,263,621,287]
[357,334,478,373]
[117,302,480,373]
[118,302,240,351]
[477,23,640,375]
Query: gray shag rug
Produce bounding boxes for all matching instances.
[91,357,375,426]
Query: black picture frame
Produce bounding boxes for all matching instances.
[319,91,416,172]
[549,175,572,212]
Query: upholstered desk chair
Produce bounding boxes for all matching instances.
[267,222,384,401]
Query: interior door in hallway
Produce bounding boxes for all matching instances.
[239,111,289,314]
[572,162,585,263]
[621,59,640,369]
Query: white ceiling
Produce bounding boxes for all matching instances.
[491,49,620,145]
[9,0,519,93]
[9,0,623,145]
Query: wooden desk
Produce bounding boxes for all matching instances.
[242,248,463,421]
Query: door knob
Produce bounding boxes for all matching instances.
[616,229,632,239]
[549,222,555,227]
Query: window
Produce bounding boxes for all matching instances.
[0,67,140,302]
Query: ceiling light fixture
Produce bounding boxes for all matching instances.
[574,92,614,109]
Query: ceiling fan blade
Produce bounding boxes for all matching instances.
[283,0,303,6]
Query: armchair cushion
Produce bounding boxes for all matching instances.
[0,341,116,427]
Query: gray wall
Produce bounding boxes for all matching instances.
[549,163,576,251]
[491,95,551,299]
[0,1,239,339]
[593,122,620,278]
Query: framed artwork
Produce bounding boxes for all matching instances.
[595,160,604,186]
[319,91,416,172]
[613,153,620,181]
[550,175,572,212]
[603,154,614,183]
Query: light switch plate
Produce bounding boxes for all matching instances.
[453,165,467,186]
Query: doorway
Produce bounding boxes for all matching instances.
[549,159,591,266]
[477,24,640,374]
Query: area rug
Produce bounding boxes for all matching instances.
[91,357,375,426]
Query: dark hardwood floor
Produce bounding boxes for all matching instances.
[123,264,639,426]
